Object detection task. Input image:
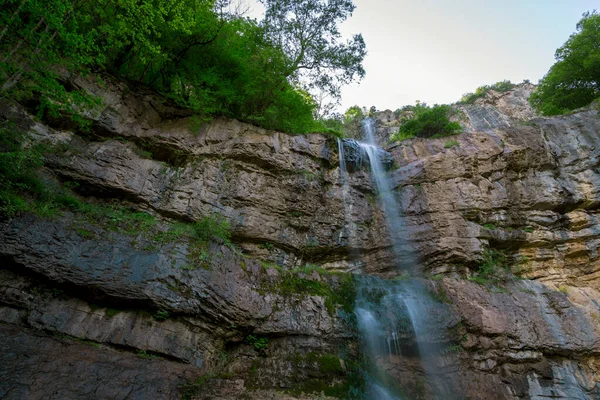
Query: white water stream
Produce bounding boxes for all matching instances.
[338,119,456,399]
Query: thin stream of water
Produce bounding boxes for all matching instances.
[338,119,456,399]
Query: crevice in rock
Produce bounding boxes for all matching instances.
[0,255,158,313]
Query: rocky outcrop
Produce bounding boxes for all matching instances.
[369,83,537,145]
[0,323,200,399]
[2,76,600,399]
[389,109,600,284]
[0,212,355,399]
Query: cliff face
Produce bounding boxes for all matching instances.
[1,77,600,399]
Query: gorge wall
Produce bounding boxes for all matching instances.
[1,77,600,399]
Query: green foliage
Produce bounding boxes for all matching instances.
[469,248,511,285]
[136,349,161,359]
[530,11,600,115]
[279,273,331,298]
[444,139,459,148]
[341,105,366,139]
[0,126,45,217]
[1,0,366,135]
[153,310,170,321]
[75,202,158,236]
[259,241,275,251]
[260,0,366,102]
[391,104,461,141]
[459,80,517,104]
[314,116,345,138]
[441,344,463,354]
[186,245,211,270]
[105,308,122,318]
[192,215,231,244]
[0,0,101,121]
[285,357,366,400]
[428,287,451,304]
[260,264,356,316]
[181,375,211,400]
[344,105,365,121]
[245,335,268,356]
[313,354,344,374]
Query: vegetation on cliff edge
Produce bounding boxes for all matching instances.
[390,103,461,141]
[530,11,600,115]
[0,0,366,134]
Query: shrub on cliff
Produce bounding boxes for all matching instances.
[458,80,517,104]
[391,104,461,141]
[530,11,600,115]
[0,126,45,217]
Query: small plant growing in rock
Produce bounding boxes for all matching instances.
[557,285,569,295]
[428,287,451,304]
[245,335,268,356]
[259,241,275,251]
[136,350,160,359]
[193,215,231,244]
[469,248,511,285]
[441,343,463,354]
[444,139,460,149]
[154,310,170,321]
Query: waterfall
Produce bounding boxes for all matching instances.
[338,119,458,399]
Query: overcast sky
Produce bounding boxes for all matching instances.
[243,0,597,113]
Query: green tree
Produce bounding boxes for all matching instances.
[341,105,365,139]
[530,11,600,115]
[0,0,364,134]
[0,0,100,120]
[259,0,366,104]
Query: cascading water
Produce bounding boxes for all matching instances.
[338,119,458,399]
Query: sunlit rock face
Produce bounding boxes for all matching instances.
[1,77,600,399]
[388,108,600,286]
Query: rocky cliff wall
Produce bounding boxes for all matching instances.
[1,77,600,399]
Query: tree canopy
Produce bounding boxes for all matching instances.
[530,11,600,115]
[260,0,366,114]
[0,0,366,134]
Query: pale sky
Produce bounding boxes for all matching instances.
[243,0,598,113]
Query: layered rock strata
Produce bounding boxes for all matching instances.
[1,77,600,399]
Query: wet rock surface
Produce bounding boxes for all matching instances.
[2,78,600,398]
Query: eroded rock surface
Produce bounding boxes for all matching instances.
[2,77,600,399]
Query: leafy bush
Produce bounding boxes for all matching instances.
[245,335,268,356]
[193,215,231,245]
[459,80,517,104]
[339,105,366,139]
[530,11,600,115]
[469,249,512,285]
[391,104,461,141]
[153,310,170,321]
[0,126,47,217]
